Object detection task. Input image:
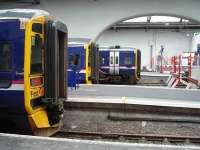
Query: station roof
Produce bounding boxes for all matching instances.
[111,15,200,30]
[123,16,190,23]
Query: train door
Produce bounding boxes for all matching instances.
[109,51,119,75]
[24,19,46,121]
[114,51,119,74]
[109,51,115,74]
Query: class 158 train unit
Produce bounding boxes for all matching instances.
[68,39,99,84]
[0,9,67,136]
[99,46,141,84]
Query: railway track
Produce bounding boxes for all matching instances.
[53,131,200,145]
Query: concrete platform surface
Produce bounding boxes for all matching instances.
[68,96,200,109]
[0,133,200,150]
[68,84,200,108]
[141,72,171,77]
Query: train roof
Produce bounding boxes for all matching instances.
[99,46,138,51]
[0,9,49,19]
[69,38,92,44]
[68,42,85,47]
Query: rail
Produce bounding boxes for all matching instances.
[54,131,200,145]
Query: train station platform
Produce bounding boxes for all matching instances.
[68,84,200,107]
[140,72,171,76]
[138,72,171,85]
[0,133,199,150]
[67,84,200,115]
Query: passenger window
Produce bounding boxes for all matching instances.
[124,53,132,65]
[0,42,11,72]
[31,34,43,74]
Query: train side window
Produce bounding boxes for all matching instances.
[0,42,11,72]
[124,53,132,65]
[31,34,43,74]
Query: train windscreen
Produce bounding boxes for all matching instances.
[30,35,43,74]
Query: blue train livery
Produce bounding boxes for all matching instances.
[0,9,67,136]
[99,46,141,84]
[68,39,99,85]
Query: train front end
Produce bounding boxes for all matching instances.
[68,41,99,84]
[0,9,68,136]
[68,44,87,84]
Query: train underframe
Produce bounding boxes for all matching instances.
[99,71,137,85]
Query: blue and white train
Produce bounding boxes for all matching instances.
[99,46,141,84]
[0,9,67,136]
[68,39,99,84]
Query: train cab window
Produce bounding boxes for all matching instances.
[0,42,11,72]
[31,34,43,74]
[32,23,42,34]
[124,53,132,65]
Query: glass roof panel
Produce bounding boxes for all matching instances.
[150,16,180,22]
[182,19,189,23]
[123,16,147,23]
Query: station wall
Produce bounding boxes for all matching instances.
[96,29,200,68]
